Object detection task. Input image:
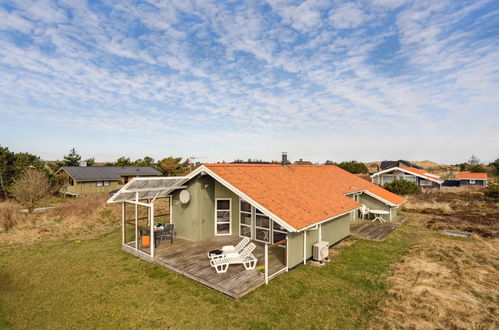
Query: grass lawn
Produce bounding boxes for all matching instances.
[0,218,418,329]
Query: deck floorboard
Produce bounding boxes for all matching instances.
[350,216,406,241]
[127,236,286,298]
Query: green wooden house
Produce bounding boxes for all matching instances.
[57,166,162,196]
[108,162,405,297]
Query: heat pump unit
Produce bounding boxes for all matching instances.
[313,241,329,262]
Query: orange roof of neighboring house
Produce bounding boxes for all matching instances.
[400,167,444,183]
[458,172,488,180]
[204,164,405,231]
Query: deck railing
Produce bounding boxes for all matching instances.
[264,238,288,285]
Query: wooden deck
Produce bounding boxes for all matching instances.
[125,236,286,298]
[350,216,407,241]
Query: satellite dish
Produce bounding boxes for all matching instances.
[179,190,190,204]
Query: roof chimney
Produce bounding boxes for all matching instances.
[79,161,87,167]
[281,152,288,165]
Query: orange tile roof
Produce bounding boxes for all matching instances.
[400,167,444,183]
[205,164,405,231]
[458,172,488,180]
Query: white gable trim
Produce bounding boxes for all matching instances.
[196,165,298,232]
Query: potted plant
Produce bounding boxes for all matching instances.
[258,265,265,275]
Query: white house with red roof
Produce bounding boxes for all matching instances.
[371,166,444,189]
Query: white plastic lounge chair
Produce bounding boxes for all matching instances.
[221,237,250,254]
[207,237,251,260]
[210,243,257,274]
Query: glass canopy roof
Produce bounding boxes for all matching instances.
[107,177,189,203]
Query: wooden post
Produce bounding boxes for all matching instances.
[286,238,289,272]
[150,203,155,259]
[135,192,138,250]
[147,199,151,227]
[121,203,125,245]
[264,243,269,285]
[169,196,172,224]
[303,230,307,265]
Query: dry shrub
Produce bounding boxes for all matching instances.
[0,201,27,231]
[55,194,114,219]
[372,235,499,329]
[403,201,454,215]
[0,194,120,245]
[403,188,499,238]
[329,240,356,258]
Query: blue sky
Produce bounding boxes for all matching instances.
[0,0,498,164]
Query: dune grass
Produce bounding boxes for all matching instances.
[0,218,418,329]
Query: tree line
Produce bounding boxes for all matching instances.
[0,146,191,204]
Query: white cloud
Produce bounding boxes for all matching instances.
[0,0,498,163]
[0,7,33,33]
[267,0,326,32]
[329,2,368,29]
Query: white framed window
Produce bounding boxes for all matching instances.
[68,178,74,186]
[239,200,288,243]
[215,198,231,236]
[255,208,271,243]
[240,200,252,238]
[403,175,416,182]
[470,179,475,184]
[272,222,287,244]
[96,181,110,187]
[419,179,432,186]
[382,175,394,184]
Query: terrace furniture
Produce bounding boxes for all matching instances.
[370,209,390,223]
[359,204,370,219]
[207,237,250,260]
[209,243,257,274]
[221,237,250,254]
[155,223,176,245]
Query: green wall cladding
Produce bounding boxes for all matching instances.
[214,180,240,236]
[287,212,351,268]
[357,193,392,221]
[172,175,216,240]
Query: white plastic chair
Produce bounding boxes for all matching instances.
[210,243,257,273]
[359,204,370,219]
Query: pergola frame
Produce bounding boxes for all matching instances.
[110,176,191,258]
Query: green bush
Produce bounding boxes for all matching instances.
[484,179,499,199]
[330,161,369,174]
[383,179,421,195]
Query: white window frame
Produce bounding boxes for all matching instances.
[382,175,394,184]
[272,222,287,244]
[239,199,288,243]
[239,200,252,239]
[215,198,232,236]
[254,208,271,243]
[419,179,432,186]
[96,181,110,187]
